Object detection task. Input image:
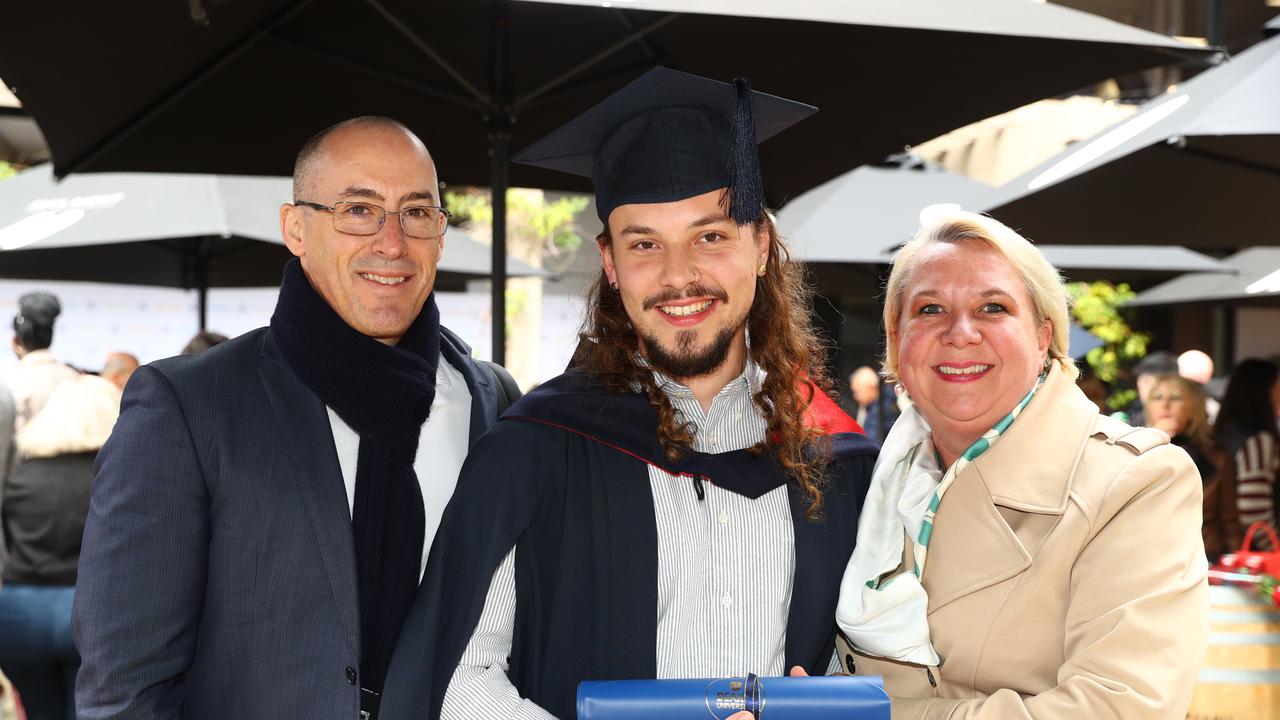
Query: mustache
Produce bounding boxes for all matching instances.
[641,284,728,311]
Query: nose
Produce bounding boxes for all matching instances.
[940,311,981,347]
[369,215,408,259]
[659,244,699,290]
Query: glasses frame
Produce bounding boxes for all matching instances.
[293,199,452,239]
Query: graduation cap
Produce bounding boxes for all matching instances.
[512,67,817,224]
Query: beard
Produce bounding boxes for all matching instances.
[641,323,739,380]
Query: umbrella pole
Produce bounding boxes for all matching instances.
[488,0,511,366]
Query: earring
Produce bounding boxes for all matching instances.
[757,263,767,277]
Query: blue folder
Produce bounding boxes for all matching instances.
[577,674,890,719]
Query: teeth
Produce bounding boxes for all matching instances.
[359,273,406,286]
[659,300,713,317]
[938,365,992,376]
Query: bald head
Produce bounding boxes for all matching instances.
[1178,350,1214,385]
[850,366,881,406]
[102,351,139,391]
[293,116,434,201]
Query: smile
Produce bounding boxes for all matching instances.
[936,364,992,376]
[358,272,407,286]
[658,300,713,317]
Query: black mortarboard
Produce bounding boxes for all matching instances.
[512,67,816,224]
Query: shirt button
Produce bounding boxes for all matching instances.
[345,666,357,685]
[721,592,733,609]
[718,511,729,526]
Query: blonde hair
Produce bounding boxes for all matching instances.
[1148,374,1212,449]
[882,210,1076,383]
[16,374,121,459]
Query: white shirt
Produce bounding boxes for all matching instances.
[442,362,807,720]
[327,358,472,580]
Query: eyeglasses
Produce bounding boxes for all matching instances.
[293,200,452,239]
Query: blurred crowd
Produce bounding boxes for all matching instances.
[0,292,227,720]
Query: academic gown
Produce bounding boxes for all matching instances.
[381,370,878,720]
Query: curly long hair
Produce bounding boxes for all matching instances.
[575,213,835,518]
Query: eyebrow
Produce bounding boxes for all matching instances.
[618,213,735,237]
[688,213,733,229]
[337,187,438,204]
[910,288,1015,299]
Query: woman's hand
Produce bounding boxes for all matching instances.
[725,667,811,719]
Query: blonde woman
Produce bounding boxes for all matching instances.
[835,212,1208,719]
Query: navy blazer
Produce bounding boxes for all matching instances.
[72,326,500,720]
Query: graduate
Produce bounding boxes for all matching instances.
[382,67,878,720]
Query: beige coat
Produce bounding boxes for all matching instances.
[847,365,1208,720]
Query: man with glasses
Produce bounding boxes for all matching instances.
[73,117,514,720]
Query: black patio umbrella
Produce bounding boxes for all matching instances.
[775,156,1233,277]
[986,21,1280,251]
[0,166,542,328]
[0,0,1205,360]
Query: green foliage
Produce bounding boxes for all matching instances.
[445,189,587,256]
[0,161,16,181]
[1067,281,1148,410]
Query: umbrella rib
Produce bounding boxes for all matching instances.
[364,0,488,106]
[59,0,316,178]
[513,12,681,111]
[272,35,486,112]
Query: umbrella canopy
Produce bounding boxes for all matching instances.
[0,165,542,325]
[775,158,1233,276]
[1126,247,1280,308]
[1068,323,1106,359]
[986,27,1280,250]
[0,0,1205,361]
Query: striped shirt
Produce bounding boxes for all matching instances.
[1236,431,1280,528]
[441,363,809,720]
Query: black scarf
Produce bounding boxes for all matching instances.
[270,259,439,696]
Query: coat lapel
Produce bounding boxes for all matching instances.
[922,366,1098,614]
[258,333,361,657]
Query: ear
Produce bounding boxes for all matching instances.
[280,203,306,258]
[753,222,770,269]
[598,235,618,287]
[1038,321,1053,361]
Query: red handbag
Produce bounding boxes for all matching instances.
[1217,522,1280,576]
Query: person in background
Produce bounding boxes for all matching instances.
[837,211,1206,719]
[5,293,78,435]
[1145,373,1236,557]
[1178,349,1220,424]
[1124,350,1178,427]
[99,352,139,392]
[1214,359,1280,546]
[1,291,121,720]
[181,331,228,355]
[847,366,899,445]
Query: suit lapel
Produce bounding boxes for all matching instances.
[258,333,361,657]
[440,327,497,444]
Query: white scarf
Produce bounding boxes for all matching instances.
[834,404,943,665]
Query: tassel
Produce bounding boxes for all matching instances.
[728,77,765,225]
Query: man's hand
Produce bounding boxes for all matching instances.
[726,667,810,719]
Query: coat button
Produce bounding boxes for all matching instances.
[346,666,358,685]
[844,654,857,674]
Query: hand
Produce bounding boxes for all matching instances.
[725,668,812,719]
